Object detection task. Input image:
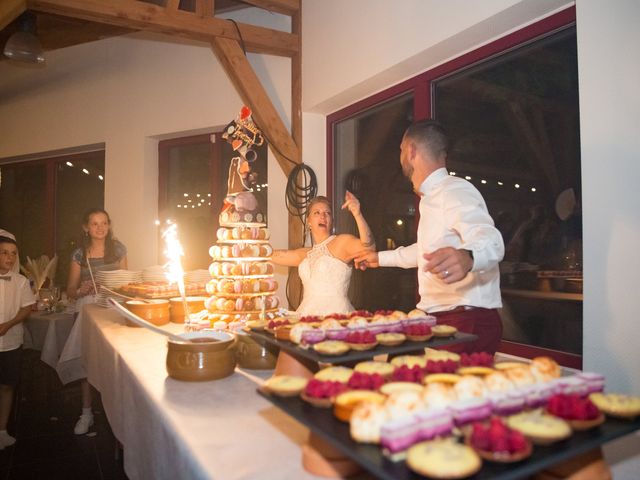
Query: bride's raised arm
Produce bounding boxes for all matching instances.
[342,190,375,249]
[271,247,309,267]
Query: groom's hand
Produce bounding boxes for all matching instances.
[354,250,379,270]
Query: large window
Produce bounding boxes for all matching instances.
[158,133,268,270]
[0,150,105,286]
[329,9,580,364]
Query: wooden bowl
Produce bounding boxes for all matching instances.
[125,299,170,327]
[166,331,236,382]
[169,296,206,323]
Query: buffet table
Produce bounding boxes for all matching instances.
[23,311,75,368]
[81,304,318,480]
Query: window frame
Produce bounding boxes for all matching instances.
[326,7,580,368]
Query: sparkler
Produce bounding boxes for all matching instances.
[162,220,192,326]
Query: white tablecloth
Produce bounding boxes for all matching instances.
[23,311,75,368]
[82,304,319,480]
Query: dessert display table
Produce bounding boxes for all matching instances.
[249,329,477,364]
[81,304,318,480]
[259,390,640,480]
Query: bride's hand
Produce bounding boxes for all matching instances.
[341,190,361,217]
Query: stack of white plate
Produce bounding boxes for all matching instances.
[142,265,167,282]
[95,269,142,307]
[185,269,210,283]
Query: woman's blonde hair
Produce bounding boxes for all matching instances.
[307,196,332,214]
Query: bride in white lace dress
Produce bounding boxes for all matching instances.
[271,192,374,375]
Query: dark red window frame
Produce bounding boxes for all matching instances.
[326,7,580,368]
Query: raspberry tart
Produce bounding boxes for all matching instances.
[345,329,378,351]
[467,417,532,463]
[546,393,604,430]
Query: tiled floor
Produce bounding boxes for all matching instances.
[0,349,128,480]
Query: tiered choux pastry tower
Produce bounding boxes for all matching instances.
[205,223,280,326]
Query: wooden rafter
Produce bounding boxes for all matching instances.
[211,36,300,175]
[27,0,299,56]
[240,0,299,16]
[0,0,26,31]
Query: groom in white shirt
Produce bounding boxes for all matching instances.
[355,120,505,354]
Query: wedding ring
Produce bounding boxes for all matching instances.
[443,270,449,278]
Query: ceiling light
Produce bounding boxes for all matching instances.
[3,12,45,64]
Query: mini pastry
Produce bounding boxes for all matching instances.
[431,324,457,337]
[334,390,385,422]
[355,361,395,378]
[289,323,314,344]
[424,348,460,363]
[589,393,640,419]
[505,366,536,387]
[454,375,487,400]
[407,439,481,479]
[384,390,423,420]
[314,366,354,383]
[319,318,342,330]
[263,375,308,397]
[390,355,427,369]
[450,397,492,427]
[350,401,388,444]
[529,356,561,382]
[420,381,457,409]
[314,340,350,356]
[346,316,369,329]
[414,408,454,442]
[379,382,424,396]
[407,309,427,319]
[484,371,515,393]
[380,416,420,458]
[494,361,528,371]
[376,332,406,346]
[507,409,571,444]
[423,373,461,385]
[389,310,408,320]
[457,366,494,377]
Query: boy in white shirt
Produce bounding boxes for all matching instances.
[0,235,36,449]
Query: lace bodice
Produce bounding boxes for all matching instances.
[297,235,354,316]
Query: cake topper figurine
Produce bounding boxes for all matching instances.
[220,106,265,226]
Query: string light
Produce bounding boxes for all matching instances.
[481,179,487,184]
[66,161,73,167]
[98,175,104,181]
[515,183,520,189]
[82,168,89,175]
[497,181,503,186]
[465,175,472,180]
[183,193,189,197]
[531,187,537,192]
[396,219,404,226]
[450,171,456,176]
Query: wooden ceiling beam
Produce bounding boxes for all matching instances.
[27,0,299,56]
[240,0,299,16]
[211,35,300,178]
[0,0,27,31]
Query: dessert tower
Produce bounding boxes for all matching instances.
[204,107,280,326]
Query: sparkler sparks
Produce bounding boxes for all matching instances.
[162,220,191,324]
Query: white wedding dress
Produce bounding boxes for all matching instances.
[296,235,354,316]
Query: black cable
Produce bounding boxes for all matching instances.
[227,19,247,55]
[282,163,318,308]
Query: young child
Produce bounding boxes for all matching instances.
[0,235,36,449]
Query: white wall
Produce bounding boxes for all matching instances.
[576,0,640,394]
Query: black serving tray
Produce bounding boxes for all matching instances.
[248,330,477,364]
[258,390,640,480]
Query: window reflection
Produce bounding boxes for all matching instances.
[333,93,417,311]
